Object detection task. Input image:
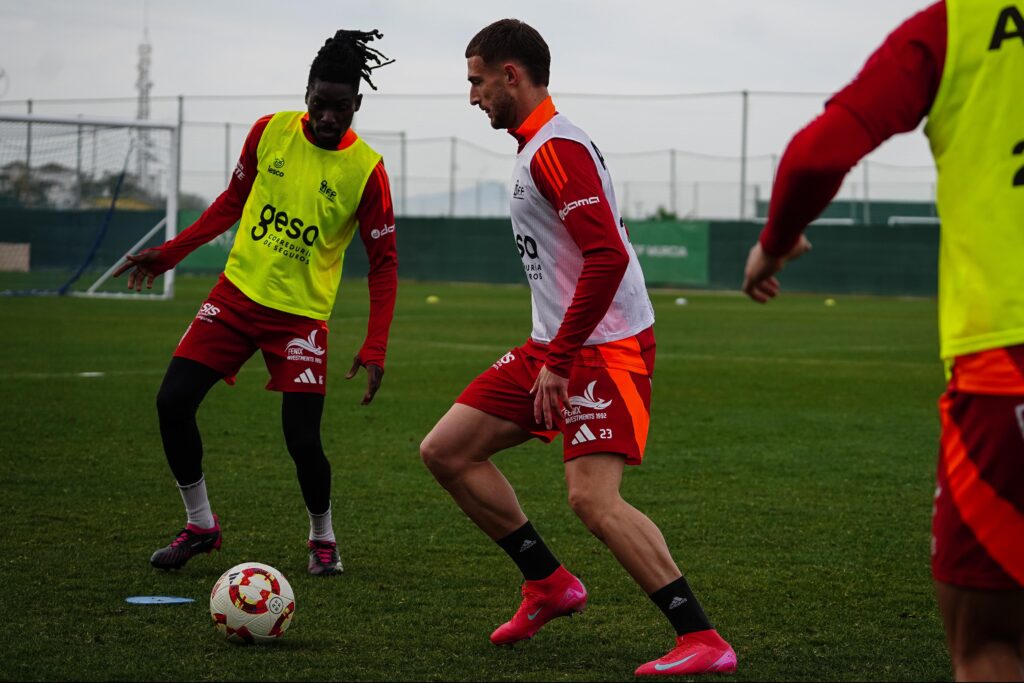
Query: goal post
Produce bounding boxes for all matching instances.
[0,112,178,299]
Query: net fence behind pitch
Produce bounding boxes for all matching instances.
[0,114,177,297]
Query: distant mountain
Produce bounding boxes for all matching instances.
[402,179,510,218]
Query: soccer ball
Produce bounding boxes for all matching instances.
[209,562,296,643]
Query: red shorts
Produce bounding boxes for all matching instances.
[174,275,329,394]
[932,389,1024,589]
[456,329,656,464]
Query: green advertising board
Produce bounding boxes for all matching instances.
[628,220,709,287]
[172,214,714,286]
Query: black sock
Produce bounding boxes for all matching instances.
[496,522,561,581]
[650,576,713,636]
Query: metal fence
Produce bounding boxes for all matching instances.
[0,91,937,221]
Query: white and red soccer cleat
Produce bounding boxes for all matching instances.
[490,565,588,646]
[634,629,737,676]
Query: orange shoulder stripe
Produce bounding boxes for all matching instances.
[533,147,563,194]
[543,142,570,185]
[375,164,393,214]
[538,143,568,189]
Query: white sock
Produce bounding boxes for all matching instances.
[308,505,336,543]
[177,476,215,529]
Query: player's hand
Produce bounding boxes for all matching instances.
[345,355,383,405]
[113,250,163,292]
[741,235,812,303]
[531,365,569,430]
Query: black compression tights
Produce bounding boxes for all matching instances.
[156,357,332,514]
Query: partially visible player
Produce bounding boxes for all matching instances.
[114,29,398,577]
[741,2,1024,679]
[419,19,736,677]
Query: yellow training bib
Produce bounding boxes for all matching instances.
[925,0,1024,360]
[225,112,382,320]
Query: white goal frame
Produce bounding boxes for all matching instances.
[0,112,179,300]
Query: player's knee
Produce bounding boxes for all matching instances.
[419,436,445,473]
[156,383,197,422]
[568,488,610,534]
[419,436,461,481]
[284,432,324,462]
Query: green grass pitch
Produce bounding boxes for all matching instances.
[1,275,950,681]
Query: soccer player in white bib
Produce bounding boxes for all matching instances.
[419,19,736,677]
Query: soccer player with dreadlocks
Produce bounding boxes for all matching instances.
[115,29,398,576]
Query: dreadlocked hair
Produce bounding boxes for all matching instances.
[308,29,394,91]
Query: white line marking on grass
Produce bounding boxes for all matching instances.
[0,359,474,381]
[0,369,168,380]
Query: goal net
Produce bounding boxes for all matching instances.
[0,113,178,298]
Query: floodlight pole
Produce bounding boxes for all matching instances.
[739,89,749,221]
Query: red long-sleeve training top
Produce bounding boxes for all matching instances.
[760,1,947,257]
[149,114,398,367]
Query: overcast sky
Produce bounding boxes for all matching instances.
[1,0,938,99]
[0,0,940,210]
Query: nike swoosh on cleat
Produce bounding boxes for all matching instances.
[527,608,543,621]
[654,653,698,671]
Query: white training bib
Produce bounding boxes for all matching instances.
[510,114,655,345]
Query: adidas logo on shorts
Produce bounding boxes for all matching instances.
[293,368,322,385]
[571,424,598,445]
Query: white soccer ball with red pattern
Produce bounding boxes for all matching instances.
[209,562,295,643]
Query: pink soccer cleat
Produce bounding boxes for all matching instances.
[634,629,737,676]
[150,515,221,570]
[307,539,344,576]
[490,565,588,646]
